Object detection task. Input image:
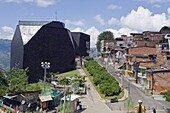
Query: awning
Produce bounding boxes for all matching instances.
[39,95,52,102]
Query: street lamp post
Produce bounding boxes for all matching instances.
[41,62,50,91]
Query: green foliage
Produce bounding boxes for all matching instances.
[135,35,143,39]
[59,78,71,85]
[26,83,41,91]
[85,59,121,96]
[85,56,93,61]
[53,70,78,77]
[72,76,85,88]
[0,68,28,96]
[96,31,114,52]
[162,90,170,102]
[5,68,28,93]
[0,70,8,96]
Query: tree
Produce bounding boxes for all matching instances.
[59,78,71,85]
[96,31,114,52]
[5,68,28,93]
[0,70,8,96]
[0,68,28,95]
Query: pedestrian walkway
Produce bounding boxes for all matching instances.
[77,69,115,113]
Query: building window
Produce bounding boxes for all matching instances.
[149,55,157,61]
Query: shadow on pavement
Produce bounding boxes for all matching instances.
[166,108,170,113]
[75,108,86,113]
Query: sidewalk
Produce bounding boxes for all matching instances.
[77,68,132,113]
[77,69,114,113]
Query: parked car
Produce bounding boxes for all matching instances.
[110,97,118,103]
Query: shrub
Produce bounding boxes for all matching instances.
[85,58,121,96]
[162,90,170,102]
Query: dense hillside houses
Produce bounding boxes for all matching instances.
[11,21,90,83]
[100,26,170,94]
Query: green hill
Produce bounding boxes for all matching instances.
[0,39,11,70]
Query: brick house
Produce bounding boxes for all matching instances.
[143,31,164,41]
[134,40,156,47]
[125,46,157,84]
[125,43,170,92]
[146,69,170,93]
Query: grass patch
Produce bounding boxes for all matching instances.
[26,82,53,91]
[55,70,78,77]
[83,68,124,100]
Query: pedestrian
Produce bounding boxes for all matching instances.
[87,84,90,90]
[153,108,156,113]
[134,100,146,113]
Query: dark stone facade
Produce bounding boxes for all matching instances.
[72,32,90,57]
[11,21,90,83]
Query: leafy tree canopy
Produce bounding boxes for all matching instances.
[96,31,114,52]
[0,68,28,96]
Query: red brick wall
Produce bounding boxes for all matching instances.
[139,62,156,68]
[135,40,156,47]
[146,35,163,41]
[156,54,167,67]
[135,57,148,61]
[129,47,156,55]
[154,72,170,92]
[144,31,163,41]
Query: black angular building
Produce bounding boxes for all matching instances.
[72,32,90,56]
[11,21,90,83]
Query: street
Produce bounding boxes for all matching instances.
[97,58,170,113]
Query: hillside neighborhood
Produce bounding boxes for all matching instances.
[0,19,169,113]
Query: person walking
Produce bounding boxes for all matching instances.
[135,100,146,113]
[153,108,156,113]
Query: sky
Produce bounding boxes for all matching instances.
[0,0,170,47]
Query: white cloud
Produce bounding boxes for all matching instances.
[94,15,105,26]
[108,4,121,10]
[85,26,100,48]
[0,26,14,40]
[108,17,119,25]
[0,0,57,7]
[120,6,170,31]
[70,27,84,32]
[106,28,138,38]
[65,20,85,27]
[168,7,170,15]
[70,26,138,48]
[36,0,56,7]
[70,26,100,48]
